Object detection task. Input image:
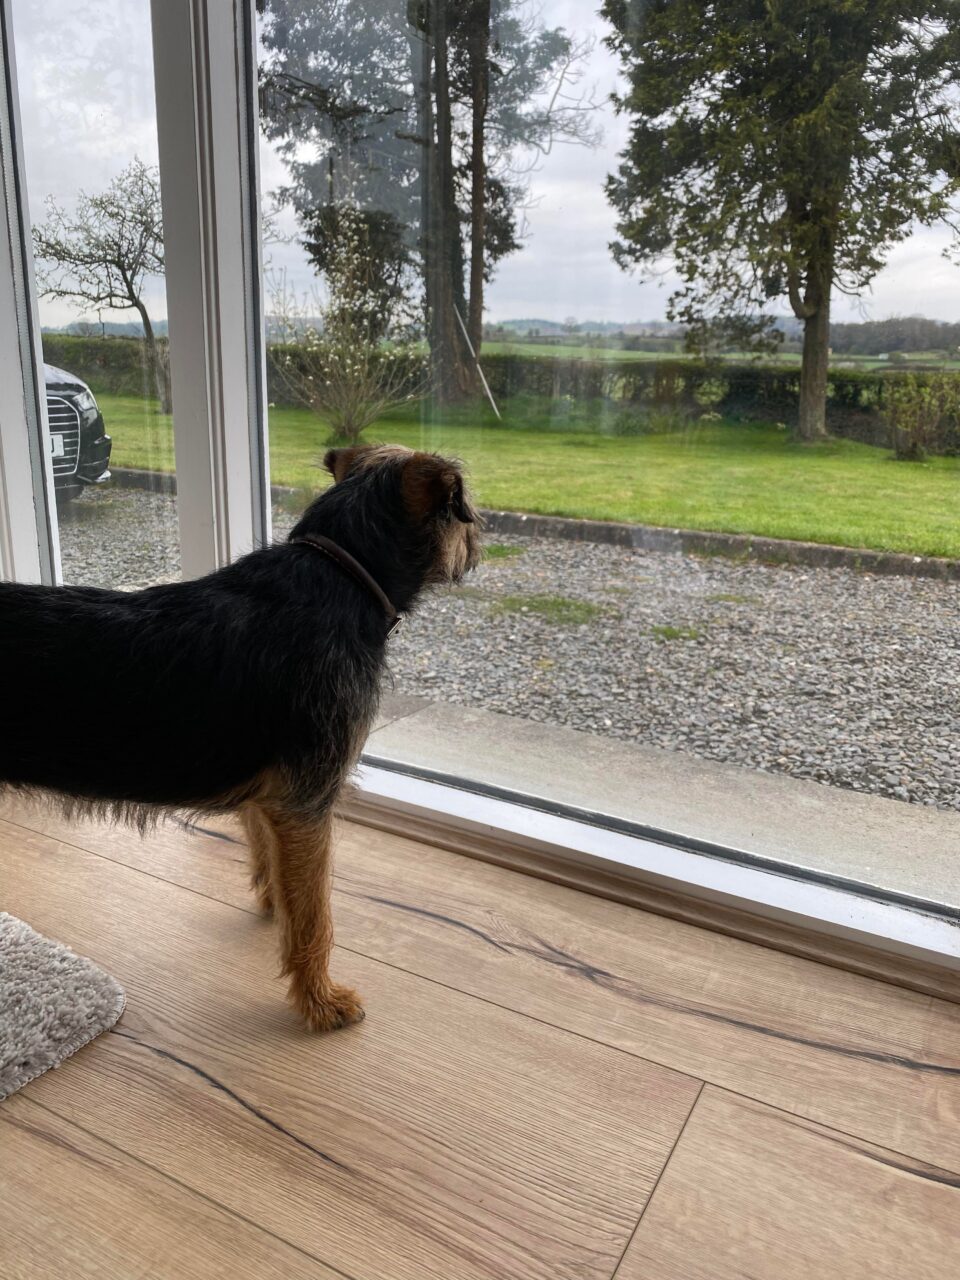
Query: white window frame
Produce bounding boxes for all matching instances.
[0,0,269,584]
[151,0,269,577]
[0,0,955,985]
[351,762,960,979]
[0,0,58,584]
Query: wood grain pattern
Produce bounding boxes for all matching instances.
[618,1088,960,1280]
[0,1094,339,1280]
[344,792,960,1004]
[5,798,957,1177]
[0,819,698,1280]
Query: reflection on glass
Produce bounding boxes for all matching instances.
[257,2,960,822]
[13,0,178,589]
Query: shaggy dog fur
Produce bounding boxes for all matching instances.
[0,445,480,1030]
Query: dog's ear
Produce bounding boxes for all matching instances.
[402,454,475,524]
[323,447,368,483]
[448,472,474,523]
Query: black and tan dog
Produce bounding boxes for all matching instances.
[0,445,479,1031]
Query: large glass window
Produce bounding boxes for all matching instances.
[12,0,178,589]
[256,2,960,907]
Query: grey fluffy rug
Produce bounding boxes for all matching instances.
[0,912,125,1101]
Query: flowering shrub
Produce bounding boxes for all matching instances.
[268,200,427,443]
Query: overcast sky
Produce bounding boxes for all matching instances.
[13,0,960,329]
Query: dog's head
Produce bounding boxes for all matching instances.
[320,444,481,583]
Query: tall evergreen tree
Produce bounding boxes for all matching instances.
[603,1,960,439]
[259,0,598,399]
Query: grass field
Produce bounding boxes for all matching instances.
[99,392,960,559]
[482,341,670,361]
[481,342,960,370]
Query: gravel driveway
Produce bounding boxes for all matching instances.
[58,486,960,811]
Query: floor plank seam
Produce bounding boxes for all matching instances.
[609,1080,706,1278]
[10,813,960,1132]
[709,1084,960,1184]
[7,802,960,1027]
[19,1095,362,1280]
[7,805,960,1279]
[7,809,960,1189]
[0,814,714,1080]
[0,814,253,894]
[344,814,960,1013]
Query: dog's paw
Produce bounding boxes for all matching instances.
[293,981,366,1033]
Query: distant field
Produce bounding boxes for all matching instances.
[482,341,960,370]
[829,351,960,371]
[98,391,960,559]
[482,341,669,360]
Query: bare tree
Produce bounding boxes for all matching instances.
[32,158,171,411]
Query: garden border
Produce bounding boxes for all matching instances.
[109,466,960,581]
[481,509,960,580]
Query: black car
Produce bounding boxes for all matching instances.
[44,363,112,500]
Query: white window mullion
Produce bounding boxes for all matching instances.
[0,0,59,585]
[150,0,269,579]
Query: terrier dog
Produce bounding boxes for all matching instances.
[0,445,480,1031]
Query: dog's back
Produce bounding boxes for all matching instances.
[0,558,377,811]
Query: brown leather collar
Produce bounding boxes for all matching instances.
[291,534,403,638]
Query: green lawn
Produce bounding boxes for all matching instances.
[466,342,960,369]
[482,341,670,360]
[99,392,960,559]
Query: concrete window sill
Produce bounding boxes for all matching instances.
[366,694,960,914]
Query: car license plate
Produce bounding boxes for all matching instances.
[49,433,65,458]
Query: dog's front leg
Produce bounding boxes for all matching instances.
[253,802,364,1032]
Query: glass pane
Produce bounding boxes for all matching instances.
[256,2,960,906]
[13,0,178,589]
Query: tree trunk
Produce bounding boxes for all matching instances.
[138,305,172,414]
[797,291,830,441]
[412,18,436,359]
[466,0,491,356]
[429,0,475,401]
[790,222,834,442]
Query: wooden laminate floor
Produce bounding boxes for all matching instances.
[1,795,958,1280]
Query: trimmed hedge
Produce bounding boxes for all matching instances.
[482,352,853,421]
[478,353,960,452]
[41,333,162,398]
[39,334,960,454]
[41,335,425,407]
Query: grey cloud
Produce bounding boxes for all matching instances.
[13,0,960,329]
